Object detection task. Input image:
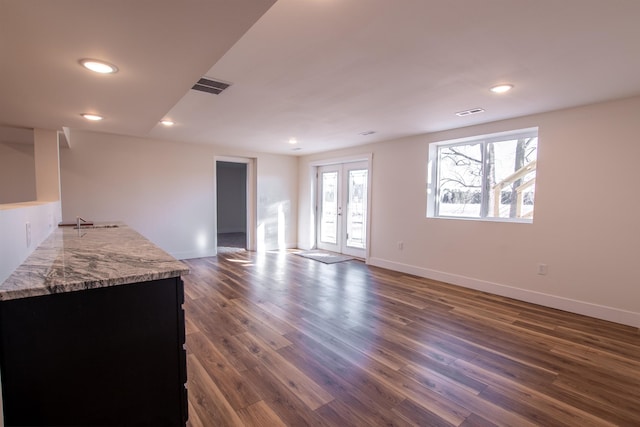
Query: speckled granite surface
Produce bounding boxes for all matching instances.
[0,224,189,301]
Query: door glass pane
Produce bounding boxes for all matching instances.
[320,171,338,244]
[346,169,367,249]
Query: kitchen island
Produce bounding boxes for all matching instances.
[0,224,189,426]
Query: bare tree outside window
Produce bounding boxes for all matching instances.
[438,143,482,217]
[433,131,538,221]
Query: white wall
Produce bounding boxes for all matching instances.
[298,96,640,327]
[34,129,61,202]
[256,153,299,251]
[0,142,36,204]
[59,130,298,258]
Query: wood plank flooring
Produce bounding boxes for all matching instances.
[182,251,640,426]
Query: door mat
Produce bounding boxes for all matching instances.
[295,250,355,264]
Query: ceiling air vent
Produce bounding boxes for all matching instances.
[191,77,231,95]
[455,108,485,117]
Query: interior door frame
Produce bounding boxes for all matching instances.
[213,156,257,253]
[310,153,373,261]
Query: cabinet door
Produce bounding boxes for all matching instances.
[0,277,187,426]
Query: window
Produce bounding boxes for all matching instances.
[427,128,538,222]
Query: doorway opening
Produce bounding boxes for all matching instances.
[216,160,248,254]
[315,159,370,259]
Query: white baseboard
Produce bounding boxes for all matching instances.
[368,257,640,328]
[173,242,298,260]
[170,249,218,260]
[260,242,298,252]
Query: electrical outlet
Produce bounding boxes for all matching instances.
[26,222,32,248]
[537,263,548,275]
[397,241,404,250]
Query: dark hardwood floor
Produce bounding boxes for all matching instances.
[182,251,640,426]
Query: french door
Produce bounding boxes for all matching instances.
[317,161,368,258]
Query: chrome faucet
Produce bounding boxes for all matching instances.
[76,216,89,228]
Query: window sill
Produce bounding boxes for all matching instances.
[427,215,533,224]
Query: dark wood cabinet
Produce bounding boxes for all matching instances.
[0,277,188,426]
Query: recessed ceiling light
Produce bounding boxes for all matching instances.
[490,84,513,94]
[288,138,298,145]
[81,113,103,121]
[79,58,118,74]
[160,120,175,126]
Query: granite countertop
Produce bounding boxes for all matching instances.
[0,223,189,301]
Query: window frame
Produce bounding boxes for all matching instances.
[427,127,538,223]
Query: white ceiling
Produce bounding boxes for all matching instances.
[2,0,640,155]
